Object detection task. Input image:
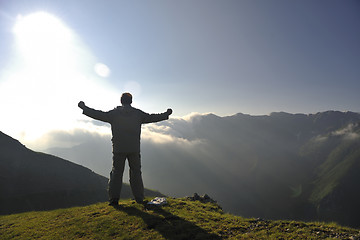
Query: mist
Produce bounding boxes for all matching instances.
[38,110,360,225]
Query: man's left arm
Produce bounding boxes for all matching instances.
[142,109,172,123]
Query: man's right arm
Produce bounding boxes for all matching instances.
[78,101,111,123]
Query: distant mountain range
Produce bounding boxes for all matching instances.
[138,110,360,228]
[0,131,162,215]
[5,110,360,228]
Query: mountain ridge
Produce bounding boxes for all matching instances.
[140,110,360,227]
[3,110,360,227]
[0,131,163,215]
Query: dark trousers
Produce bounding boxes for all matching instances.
[108,152,144,202]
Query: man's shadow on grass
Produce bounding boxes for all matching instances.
[113,205,221,240]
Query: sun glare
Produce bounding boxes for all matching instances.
[13,12,73,61]
[0,11,119,148]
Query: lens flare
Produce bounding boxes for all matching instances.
[1,11,119,147]
[94,63,111,78]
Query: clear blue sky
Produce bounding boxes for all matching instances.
[1,0,360,143]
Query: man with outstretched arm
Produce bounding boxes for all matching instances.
[78,92,172,206]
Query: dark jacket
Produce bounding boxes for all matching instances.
[82,105,170,152]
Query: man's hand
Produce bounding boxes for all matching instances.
[166,108,173,115]
[78,101,86,109]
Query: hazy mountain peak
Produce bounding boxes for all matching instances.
[0,131,26,150]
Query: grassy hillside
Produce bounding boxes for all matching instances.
[0,131,163,215]
[1,198,359,240]
[310,140,360,204]
[39,111,360,227]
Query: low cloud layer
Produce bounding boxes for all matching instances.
[40,114,214,189]
[332,123,360,140]
[35,110,360,217]
[313,123,360,143]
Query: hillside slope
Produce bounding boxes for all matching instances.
[43,111,360,228]
[301,123,360,227]
[1,198,359,240]
[0,131,162,215]
[140,111,360,227]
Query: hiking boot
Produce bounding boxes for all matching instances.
[108,199,119,206]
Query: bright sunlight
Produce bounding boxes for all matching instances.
[13,12,73,67]
[0,11,118,148]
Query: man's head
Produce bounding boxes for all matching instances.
[121,92,132,105]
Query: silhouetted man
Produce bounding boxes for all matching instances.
[78,93,172,206]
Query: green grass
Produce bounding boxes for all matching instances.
[310,142,360,204]
[1,198,359,239]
